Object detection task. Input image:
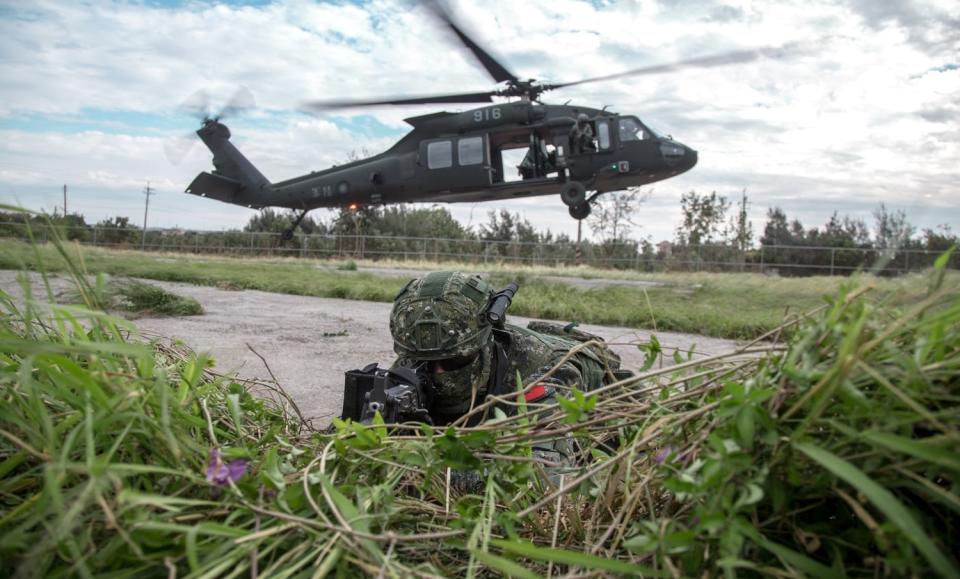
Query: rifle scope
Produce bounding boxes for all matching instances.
[485,282,519,324]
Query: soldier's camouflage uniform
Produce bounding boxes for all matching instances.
[390,271,621,426]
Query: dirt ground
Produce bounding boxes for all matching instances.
[1,271,741,425]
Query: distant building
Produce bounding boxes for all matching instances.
[657,241,672,257]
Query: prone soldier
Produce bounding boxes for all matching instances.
[341,271,625,427]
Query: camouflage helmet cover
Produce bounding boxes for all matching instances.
[390,271,494,361]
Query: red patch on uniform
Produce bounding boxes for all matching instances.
[524,383,548,402]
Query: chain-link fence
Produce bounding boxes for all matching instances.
[1,222,955,276]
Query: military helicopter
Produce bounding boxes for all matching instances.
[184,2,789,228]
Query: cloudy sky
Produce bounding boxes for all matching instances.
[1,0,957,242]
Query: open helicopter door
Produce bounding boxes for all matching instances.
[419,134,492,193]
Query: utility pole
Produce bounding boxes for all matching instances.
[63,184,67,215]
[141,181,155,251]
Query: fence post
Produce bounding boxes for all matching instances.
[93,227,98,246]
[830,248,835,276]
[904,251,910,274]
[759,246,765,274]
[301,235,307,259]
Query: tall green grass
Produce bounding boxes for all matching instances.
[2,230,958,575]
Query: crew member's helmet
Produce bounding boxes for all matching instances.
[576,113,590,125]
[390,271,495,415]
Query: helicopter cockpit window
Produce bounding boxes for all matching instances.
[458,137,483,166]
[427,141,452,169]
[618,117,648,142]
[597,120,611,149]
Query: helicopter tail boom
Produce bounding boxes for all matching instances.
[186,120,272,207]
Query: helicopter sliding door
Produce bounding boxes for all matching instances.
[418,134,492,193]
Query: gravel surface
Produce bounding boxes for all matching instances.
[2,271,739,426]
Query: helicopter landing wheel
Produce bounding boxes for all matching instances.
[560,181,586,207]
[569,202,591,220]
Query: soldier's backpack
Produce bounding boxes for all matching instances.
[525,321,633,383]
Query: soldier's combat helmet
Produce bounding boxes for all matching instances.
[390,271,495,360]
[390,271,496,415]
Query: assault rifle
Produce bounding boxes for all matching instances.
[340,282,519,424]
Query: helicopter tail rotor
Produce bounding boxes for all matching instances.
[164,87,256,165]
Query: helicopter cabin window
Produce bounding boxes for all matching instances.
[597,120,611,149]
[427,141,452,169]
[618,117,648,142]
[458,136,483,166]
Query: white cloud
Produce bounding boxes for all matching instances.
[0,0,957,241]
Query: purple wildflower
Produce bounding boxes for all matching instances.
[206,448,249,486]
[654,445,674,465]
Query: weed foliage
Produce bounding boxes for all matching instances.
[0,235,958,576]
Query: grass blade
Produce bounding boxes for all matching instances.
[795,442,959,579]
[860,431,960,473]
[491,538,670,576]
[470,548,540,579]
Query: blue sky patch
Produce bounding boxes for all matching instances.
[0,107,403,140]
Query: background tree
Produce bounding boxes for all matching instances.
[377,205,470,240]
[923,224,958,253]
[479,209,518,242]
[921,225,959,269]
[818,212,870,247]
[675,190,730,246]
[244,208,325,235]
[0,209,90,242]
[588,188,646,245]
[479,209,541,260]
[760,207,794,247]
[94,216,140,245]
[587,188,647,266]
[873,203,916,250]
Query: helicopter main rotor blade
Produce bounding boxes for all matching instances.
[304,91,496,110]
[426,0,518,85]
[546,43,809,91]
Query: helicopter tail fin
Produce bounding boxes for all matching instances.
[185,120,272,207]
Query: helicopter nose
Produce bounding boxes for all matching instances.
[682,145,698,172]
[660,140,697,173]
